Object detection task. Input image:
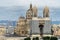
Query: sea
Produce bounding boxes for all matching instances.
[0,20,60,27]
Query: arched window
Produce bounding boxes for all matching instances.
[39,24,44,28]
[39,24,44,36]
[22,31,24,34]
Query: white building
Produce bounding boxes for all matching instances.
[30,17,51,35]
[6,26,14,34]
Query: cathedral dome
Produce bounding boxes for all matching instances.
[18,16,25,21]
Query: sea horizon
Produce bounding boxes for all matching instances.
[0,20,60,26]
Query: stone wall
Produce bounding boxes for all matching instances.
[0,36,26,40]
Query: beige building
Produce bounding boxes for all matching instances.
[52,24,60,36]
[0,26,6,36]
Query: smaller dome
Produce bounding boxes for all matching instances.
[18,16,25,22]
[19,16,25,19]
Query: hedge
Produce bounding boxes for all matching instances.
[24,37,31,40]
[33,37,39,40]
[43,36,58,40]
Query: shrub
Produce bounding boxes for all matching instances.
[33,37,36,40]
[36,37,39,40]
[50,37,58,40]
[24,37,31,40]
[43,36,58,40]
[33,37,39,40]
[43,36,50,40]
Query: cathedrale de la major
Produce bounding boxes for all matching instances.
[14,4,51,37]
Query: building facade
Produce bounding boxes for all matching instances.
[30,17,51,35]
[0,26,6,36]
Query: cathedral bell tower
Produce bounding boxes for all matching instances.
[33,6,38,17]
[26,4,33,20]
[43,6,49,17]
[26,4,33,35]
[30,4,32,11]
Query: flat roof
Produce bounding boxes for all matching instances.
[32,17,50,20]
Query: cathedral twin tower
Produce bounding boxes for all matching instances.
[14,4,50,36]
[26,4,49,19]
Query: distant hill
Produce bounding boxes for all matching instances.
[0,20,17,26]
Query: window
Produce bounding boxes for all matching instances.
[22,31,24,34]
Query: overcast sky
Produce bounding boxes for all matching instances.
[0,0,60,21]
[0,0,60,7]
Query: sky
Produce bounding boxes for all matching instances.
[0,0,60,21]
[0,0,60,7]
